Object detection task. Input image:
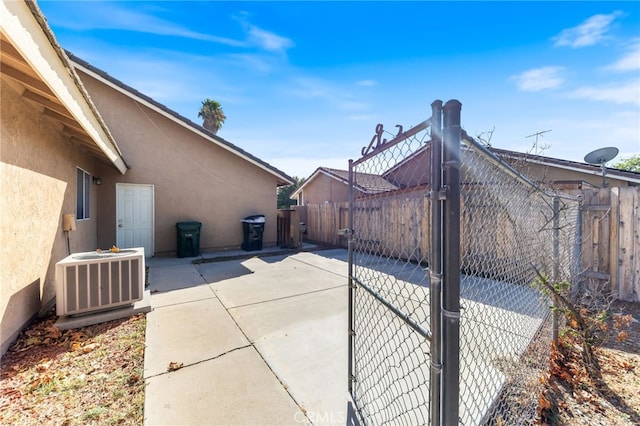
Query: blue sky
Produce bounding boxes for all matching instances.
[39,1,640,179]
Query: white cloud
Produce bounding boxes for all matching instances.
[233,12,293,56]
[248,26,294,54]
[357,80,377,87]
[511,66,565,91]
[604,40,640,72]
[50,2,294,56]
[553,11,623,48]
[568,79,640,105]
[49,2,245,46]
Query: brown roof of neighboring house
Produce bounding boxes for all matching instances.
[489,147,640,185]
[292,167,398,199]
[67,53,294,186]
[381,132,640,187]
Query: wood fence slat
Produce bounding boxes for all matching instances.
[632,188,640,300]
[599,189,611,278]
[618,188,639,300]
[609,188,620,295]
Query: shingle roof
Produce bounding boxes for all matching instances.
[291,167,398,199]
[320,167,399,193]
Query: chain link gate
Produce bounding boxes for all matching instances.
[347,99,582,425]
[347,100,459,425]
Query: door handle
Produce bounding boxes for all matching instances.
[118,224,123,228]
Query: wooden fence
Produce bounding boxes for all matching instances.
[304,185,639,301]
[582,187,639,301]
[304,202,350,247]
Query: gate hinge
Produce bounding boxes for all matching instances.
[338,228,354,236]
[428,188,447,201]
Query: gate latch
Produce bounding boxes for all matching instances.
[338,228,353,236]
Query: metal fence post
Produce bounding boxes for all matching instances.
[552,195,560,345]
[575,195,584,296]
[442,99,462,425]
[429,99,443,426]
[348,159,355,395]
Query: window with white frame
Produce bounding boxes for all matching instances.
[76,168,91,220]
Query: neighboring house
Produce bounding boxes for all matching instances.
[291,167,398,206]
[307,144,639,207]
[381,142,640,193]
[1,0,292,355]
[490,147,640,189]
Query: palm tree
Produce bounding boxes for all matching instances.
[198,98,226,134]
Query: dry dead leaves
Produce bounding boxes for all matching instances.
[0,310,146,425]
[538,300,640,425]
[167,361,184,372]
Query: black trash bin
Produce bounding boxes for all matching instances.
[241,214,265,251]
[176,221,202,258]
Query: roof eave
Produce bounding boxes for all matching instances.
[2,0,127,174]
[493,149,640,185]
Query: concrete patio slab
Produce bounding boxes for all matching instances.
[144,297,249,378]
[288,250,349,275]
[148,263,206,292]
[141,245,553,425]
[142,248,358,425]
[196,259,256,284]
[149,285,216,309]
[144,346,307,426]
[228,286,348,426]
[210,254,347,309]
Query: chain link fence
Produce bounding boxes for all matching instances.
[458,135,581,425]
[348,100,582,425]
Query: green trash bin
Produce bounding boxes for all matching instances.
[176,221,201,258]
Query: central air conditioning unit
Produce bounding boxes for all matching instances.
[55,247,145,316]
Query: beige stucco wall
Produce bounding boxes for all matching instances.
[1,79,102,354]
[301,173,350,205]
[79,70,281,254]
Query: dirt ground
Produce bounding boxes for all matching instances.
[540,299,640,425]
[0,312,145,425]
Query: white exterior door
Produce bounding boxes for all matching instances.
[116,183,154,256]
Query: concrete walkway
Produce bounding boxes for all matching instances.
[143,248,350,426]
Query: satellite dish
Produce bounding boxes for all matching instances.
[584,146,619,188]
[584,147,619,165]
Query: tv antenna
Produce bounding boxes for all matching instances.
[525,130,552,153]
[584,146,619,188]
